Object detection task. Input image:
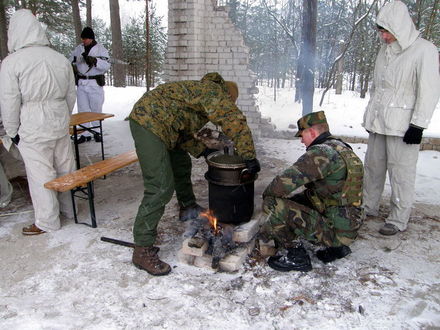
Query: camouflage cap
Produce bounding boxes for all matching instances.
[295,111,327,137]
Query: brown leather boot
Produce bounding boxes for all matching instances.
[132,246,171,276]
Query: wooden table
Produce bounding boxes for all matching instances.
[70,112,114,169]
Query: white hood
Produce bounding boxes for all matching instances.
[7,9,49,53]
[376,0,420,50]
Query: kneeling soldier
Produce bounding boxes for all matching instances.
[261,111,363,272]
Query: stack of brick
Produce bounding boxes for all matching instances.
[178,213,267,272]
[165,0,262,138]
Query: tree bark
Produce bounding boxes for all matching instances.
[86,0,92,28]
[109,0,125,87]
[0,0,8,60]
[335,41,344,94]
[145,0,151,90]
[298,0,317,115]
[71,0,82,45]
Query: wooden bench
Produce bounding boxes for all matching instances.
[44,150,138,228]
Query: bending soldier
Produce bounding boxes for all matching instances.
[128,72,261,276]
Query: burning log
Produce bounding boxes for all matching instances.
[198,209,239,269]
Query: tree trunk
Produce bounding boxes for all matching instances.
[299,0,317,115]
[360,70,370,99]
[0,0,8,60]
[86,0,92,27]
[145,0,151,90]
[424,0,439,39]
[335,42,344,94]
[71,0,82,45]
[109,0,125,87]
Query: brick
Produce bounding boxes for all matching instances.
[219,242,254,272]
[177,248,196,265]
[181,238,208,256]
[258,240,276,257]
[193,254,214,269]
[233,218,260,243]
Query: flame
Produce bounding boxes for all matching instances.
[200,209,219,235]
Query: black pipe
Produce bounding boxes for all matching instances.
[100,236,135,248]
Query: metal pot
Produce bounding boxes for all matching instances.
[205,152,256,224]
[206,151,256,185]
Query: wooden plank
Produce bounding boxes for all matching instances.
[70,112,114,126]
[44,150,138,192]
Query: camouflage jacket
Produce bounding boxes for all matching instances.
[263,133,363,214]
[129,72,256,159]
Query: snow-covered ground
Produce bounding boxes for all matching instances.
[0,86,439,329]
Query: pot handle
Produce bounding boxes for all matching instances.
[239,168,251,182]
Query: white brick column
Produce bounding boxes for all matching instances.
[165,0,262,137]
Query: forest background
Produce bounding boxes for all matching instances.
[0,0,438,102]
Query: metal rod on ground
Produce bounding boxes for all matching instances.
[100,236,135,248]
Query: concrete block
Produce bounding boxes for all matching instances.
[193,254,214,269]
[181,238,208,257]
[219,246,250,272]
[259,239,276,257]
[233,218,260,243]
[177,248,196,265]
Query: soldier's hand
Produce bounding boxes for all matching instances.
[11,134,20,145]
[199,148,218,159]
[83,55,97,67]
[403,125,423,144]
[245,158,261,174]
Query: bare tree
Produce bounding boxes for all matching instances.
[145,0,152,90]
[296,0,317,115]
[0,0,8,60]
[86,0,92,27]
[109,0,125,87]
[335,40,344,94]
[71,0,82,45]
[319,0,377,106]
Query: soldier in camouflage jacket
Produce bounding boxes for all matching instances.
[128,72,260,276]
[261,111,363,272]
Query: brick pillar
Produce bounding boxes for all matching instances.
[164,0,262,137]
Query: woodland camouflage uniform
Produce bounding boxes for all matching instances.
[129,72,256,160]
[262,114,363,248]
[128,72,256,248]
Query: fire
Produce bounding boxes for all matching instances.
[200,209,219,235]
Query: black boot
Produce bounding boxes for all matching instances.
[179,203,205,222]
[75,135,91,144]
[316,245,351,264]
[93,133,102,142]
[267,245,312,272]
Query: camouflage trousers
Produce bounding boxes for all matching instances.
[261,193,363,248]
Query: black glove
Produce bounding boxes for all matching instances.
[11,134,20,145]
[199,148,218,159]
[245,158,261,174]
[83,54,97,67]
[403,125,424,144]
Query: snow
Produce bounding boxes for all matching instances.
[0,85,439,329]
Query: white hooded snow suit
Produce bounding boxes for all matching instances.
[0,9,76,231]
[70,39,110,137]
[362,1,440,230]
